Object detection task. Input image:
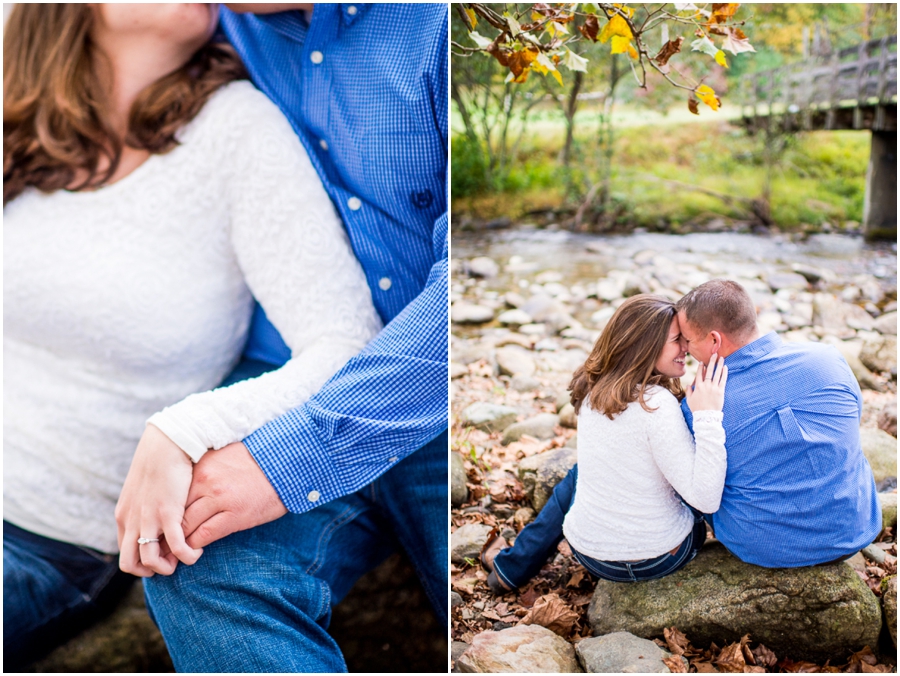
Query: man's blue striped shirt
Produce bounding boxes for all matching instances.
[219,4,448,513]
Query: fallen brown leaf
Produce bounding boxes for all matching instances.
[779,657,821,672]
[567,567,586,588]
[663,655,688,673]
[519,587,538,608]
[664,627,691,656]
[752,644,777,668]
[693,661,719,673]
[715,641,747,672]
[519,593,580,637]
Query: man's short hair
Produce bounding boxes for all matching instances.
[676,279,758,338]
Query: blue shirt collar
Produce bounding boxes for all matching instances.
[724,331,781,373]
[252,3,367,43]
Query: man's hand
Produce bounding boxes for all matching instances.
[116,425,203,577]
[181,441,288,549]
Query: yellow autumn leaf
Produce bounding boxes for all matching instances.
[610,35,630,54]
[465,7,477,28]
[599,13,633,43]
[627,42,639,59]
[613,3,635,18]
[695,84,720,111]
[714,49,729,68]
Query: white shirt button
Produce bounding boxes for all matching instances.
[310,51,324,65]
[319,139,328,151]
[379,277,392,291]
[347,5,358,15]
[347,197,362,211]
[307,490,320,502]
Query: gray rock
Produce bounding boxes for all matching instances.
[460,403,518,433]
[766,272,809,292]
[453,302,495,324]
[874,311,897,336]
[504,292,526,308]
[498,309,534,326]
[862,544,887,565]
[518,446,577,512]
[496,346,536,378]
[807,234,864,256]
[588,542,882,663]
[468,257,500,278]
[829,340,885,391]
[519,324,547,336]
[859,335,897,374]
[453,343,494,365]
[502,414,560,445]
[452,452,469,508]
[596,278,624,302]
[878,400,897,437]
[812,294,875,332]
[879,492,898,531]
[884,576,897,649]
[495,333,533,349]
[510,375,541,393]
[565,433,578,449]
[451,524,494,564]
[451,593,465,609]
[451,362,469,379]
[456,624,582,673]
[559,403,577,429]
[792,263,835,286]
[575,632,673,673]
[556,391,572,411]
[520,295,569,323]
[860,427,898,483]
[591,306,616,331]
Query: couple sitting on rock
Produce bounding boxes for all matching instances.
[483,279,882,591]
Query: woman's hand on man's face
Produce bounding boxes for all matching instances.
[115,425,203,577]
[686,354,728,413]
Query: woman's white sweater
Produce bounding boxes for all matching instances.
[562,386,726,561]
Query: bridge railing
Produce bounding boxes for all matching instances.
[738,35,897,130]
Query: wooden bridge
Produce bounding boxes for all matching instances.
[737,36,897,239]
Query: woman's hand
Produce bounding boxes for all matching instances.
[686,354,728,413]
[115,424,203,576]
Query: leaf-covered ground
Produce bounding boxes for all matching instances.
[450,362,898,673]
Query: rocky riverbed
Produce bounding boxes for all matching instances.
[450,228,897,672]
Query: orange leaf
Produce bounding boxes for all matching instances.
[695,84,720,111]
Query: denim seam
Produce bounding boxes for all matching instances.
[491,560,517,592]
[305,504,368,578]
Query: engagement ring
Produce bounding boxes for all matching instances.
[137,537,160,545]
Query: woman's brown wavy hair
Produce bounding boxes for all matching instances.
[3,4,247,205]
[569,294,685,419]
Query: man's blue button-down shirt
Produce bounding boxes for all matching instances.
[219,4,448,513]
[682,332,881,567]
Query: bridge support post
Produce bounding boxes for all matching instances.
[863,131,897,241]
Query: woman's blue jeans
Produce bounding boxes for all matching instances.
[492,464,707,590]
[3,521,135,671]
[143,429,448,673]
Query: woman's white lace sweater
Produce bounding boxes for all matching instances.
[562,386,726,561]
[4,81,382,554]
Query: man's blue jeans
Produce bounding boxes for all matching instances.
[493,464,706,589]
[143,428,448,673]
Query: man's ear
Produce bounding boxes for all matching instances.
[709,331,722,350]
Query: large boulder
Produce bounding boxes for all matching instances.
[456,624,582,673]
[879,492,898,531]
[873,311,897,336]
[460,403,518,433]
[878,400,897,437]
[859,335,897,375]
[883,576,897,649]
[812,294,875,333]
[575,632,678,673]
[451,524,494,564]
[587,542,882,663]
[452,452,469,507]
[502,414,560,445]
[860,427,898,483]
[496,346,537,378]
[518,446,577,513]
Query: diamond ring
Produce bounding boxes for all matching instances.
[137,537,160,545]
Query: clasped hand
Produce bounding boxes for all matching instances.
[685,353,729,413]
[116,425,287,577]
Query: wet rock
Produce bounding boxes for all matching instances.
[879,492,897,531]
[496,346,536,378]
[765,272,809,292]
[452,452,469,507]
[451,362,469,379]
[468,257,500,278]
[518,446,577,513]
[860,428,897,483]
[498,309,533,326]
[456,624,582,673]
[460,403,518,433]
[453,302,495,324]
[588,542,882,663]
[502,414,560,445]
[575,632,676,673]
[451,524,494,564]
[510,375,541,393]
[878,401,897,437]
[874,311,897,336]
[859,335,897,374]
[883,576,897,649]
[559,403,577,429]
